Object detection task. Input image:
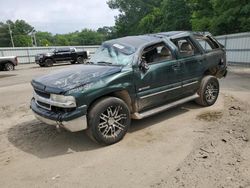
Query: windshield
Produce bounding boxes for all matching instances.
[90,45,134,66]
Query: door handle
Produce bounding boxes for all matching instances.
[172,62,181,70]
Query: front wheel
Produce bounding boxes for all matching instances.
[195,76,219,106]
[44,59,53,67]
[4,62,14,71]
[87,97,131,145]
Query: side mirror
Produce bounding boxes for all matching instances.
[139,56,149,72]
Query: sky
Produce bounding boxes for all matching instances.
[0,0,119,34]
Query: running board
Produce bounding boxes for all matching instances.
[132,94,199,119]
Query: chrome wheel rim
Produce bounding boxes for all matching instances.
[77,57,83,63]
[205,82,218,103]
[6,63,13,71]
[98,105,127,139]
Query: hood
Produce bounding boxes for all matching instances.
[32,65,122,94]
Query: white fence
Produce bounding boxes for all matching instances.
[215,32,250,66]
[0,32,250,66]
[0,46,99,64]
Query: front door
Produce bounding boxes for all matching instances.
[134,42,183,112]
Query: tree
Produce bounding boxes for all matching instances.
[190,0,214,32]
[0,20,34,47]
[108,0,162,36]
[36,32,53,46]
[138,8,163,33]
[97,26,116,39]
[210,0,250,35]
[0,22,11,47]
[161,0,192,31]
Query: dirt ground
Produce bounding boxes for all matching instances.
[0,64,249,188]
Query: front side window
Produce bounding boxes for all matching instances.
[142,43,174,64]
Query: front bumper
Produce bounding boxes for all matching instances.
[31,99,88,132]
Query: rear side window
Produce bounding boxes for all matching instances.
[58,48,70,52]
[172,37,200,58]
[194,35,219,52]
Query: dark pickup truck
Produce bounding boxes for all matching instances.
[0,56,18,71]
[35,47,89,67]
[31,31,227,145]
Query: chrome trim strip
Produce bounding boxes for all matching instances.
[183,81,199,87]
[138,86,151,91]
[140,85,182,99]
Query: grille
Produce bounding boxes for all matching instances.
[37,101,51,110]
[35,89,50,99]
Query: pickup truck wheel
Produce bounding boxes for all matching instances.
[87,97,131,145]
[195,76,219,106]
[44,59,53,67]
[77,56,84,64]
[4,62,14,71]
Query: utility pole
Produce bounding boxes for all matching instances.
[33,31,37,46]
[31,30,37,47]
[8,24,14,47]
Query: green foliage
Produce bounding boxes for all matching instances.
[1,0,250,47]
[0,22,11,47]
[36,32,53,46]
[0,20,34,47]
[161,0,191,31]
[109,0,250,36]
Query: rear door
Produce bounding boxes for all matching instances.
[194,35,227,77]
[54,48,71,61]
[171,37,205,95]
[134,42,183,112]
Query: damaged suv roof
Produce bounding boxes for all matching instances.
[104,31,193,50]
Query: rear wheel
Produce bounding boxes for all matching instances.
[87,97,131,145]
[195,76,219,106]
[44,59,53,67]
[77,56,84,64]
[4,62,14,71]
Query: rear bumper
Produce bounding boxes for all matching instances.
[31,99,88,132]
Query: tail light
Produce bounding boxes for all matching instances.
[15,57,18,64]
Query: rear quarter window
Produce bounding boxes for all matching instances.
[194,35,219,52]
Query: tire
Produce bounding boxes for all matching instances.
[4,62,14,71]
[195,76,220,107]
[70,60,76,64]
[39,64,45,67]
[44,59,53,67]
[77,56,84,64]
[87,97,131,145]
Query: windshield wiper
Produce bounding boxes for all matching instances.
[97,61,112,65]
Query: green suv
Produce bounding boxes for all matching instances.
[31,31,227,145]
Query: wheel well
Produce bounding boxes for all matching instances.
[3,61,14,66]
[87,90,135,114]
[44,58,55,62]
[204,67,218,76]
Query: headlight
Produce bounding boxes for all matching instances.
[50,94,76,108]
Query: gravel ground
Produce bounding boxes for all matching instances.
[0,64,249,188]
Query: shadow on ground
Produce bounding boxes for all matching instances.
[8,101,201,159]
